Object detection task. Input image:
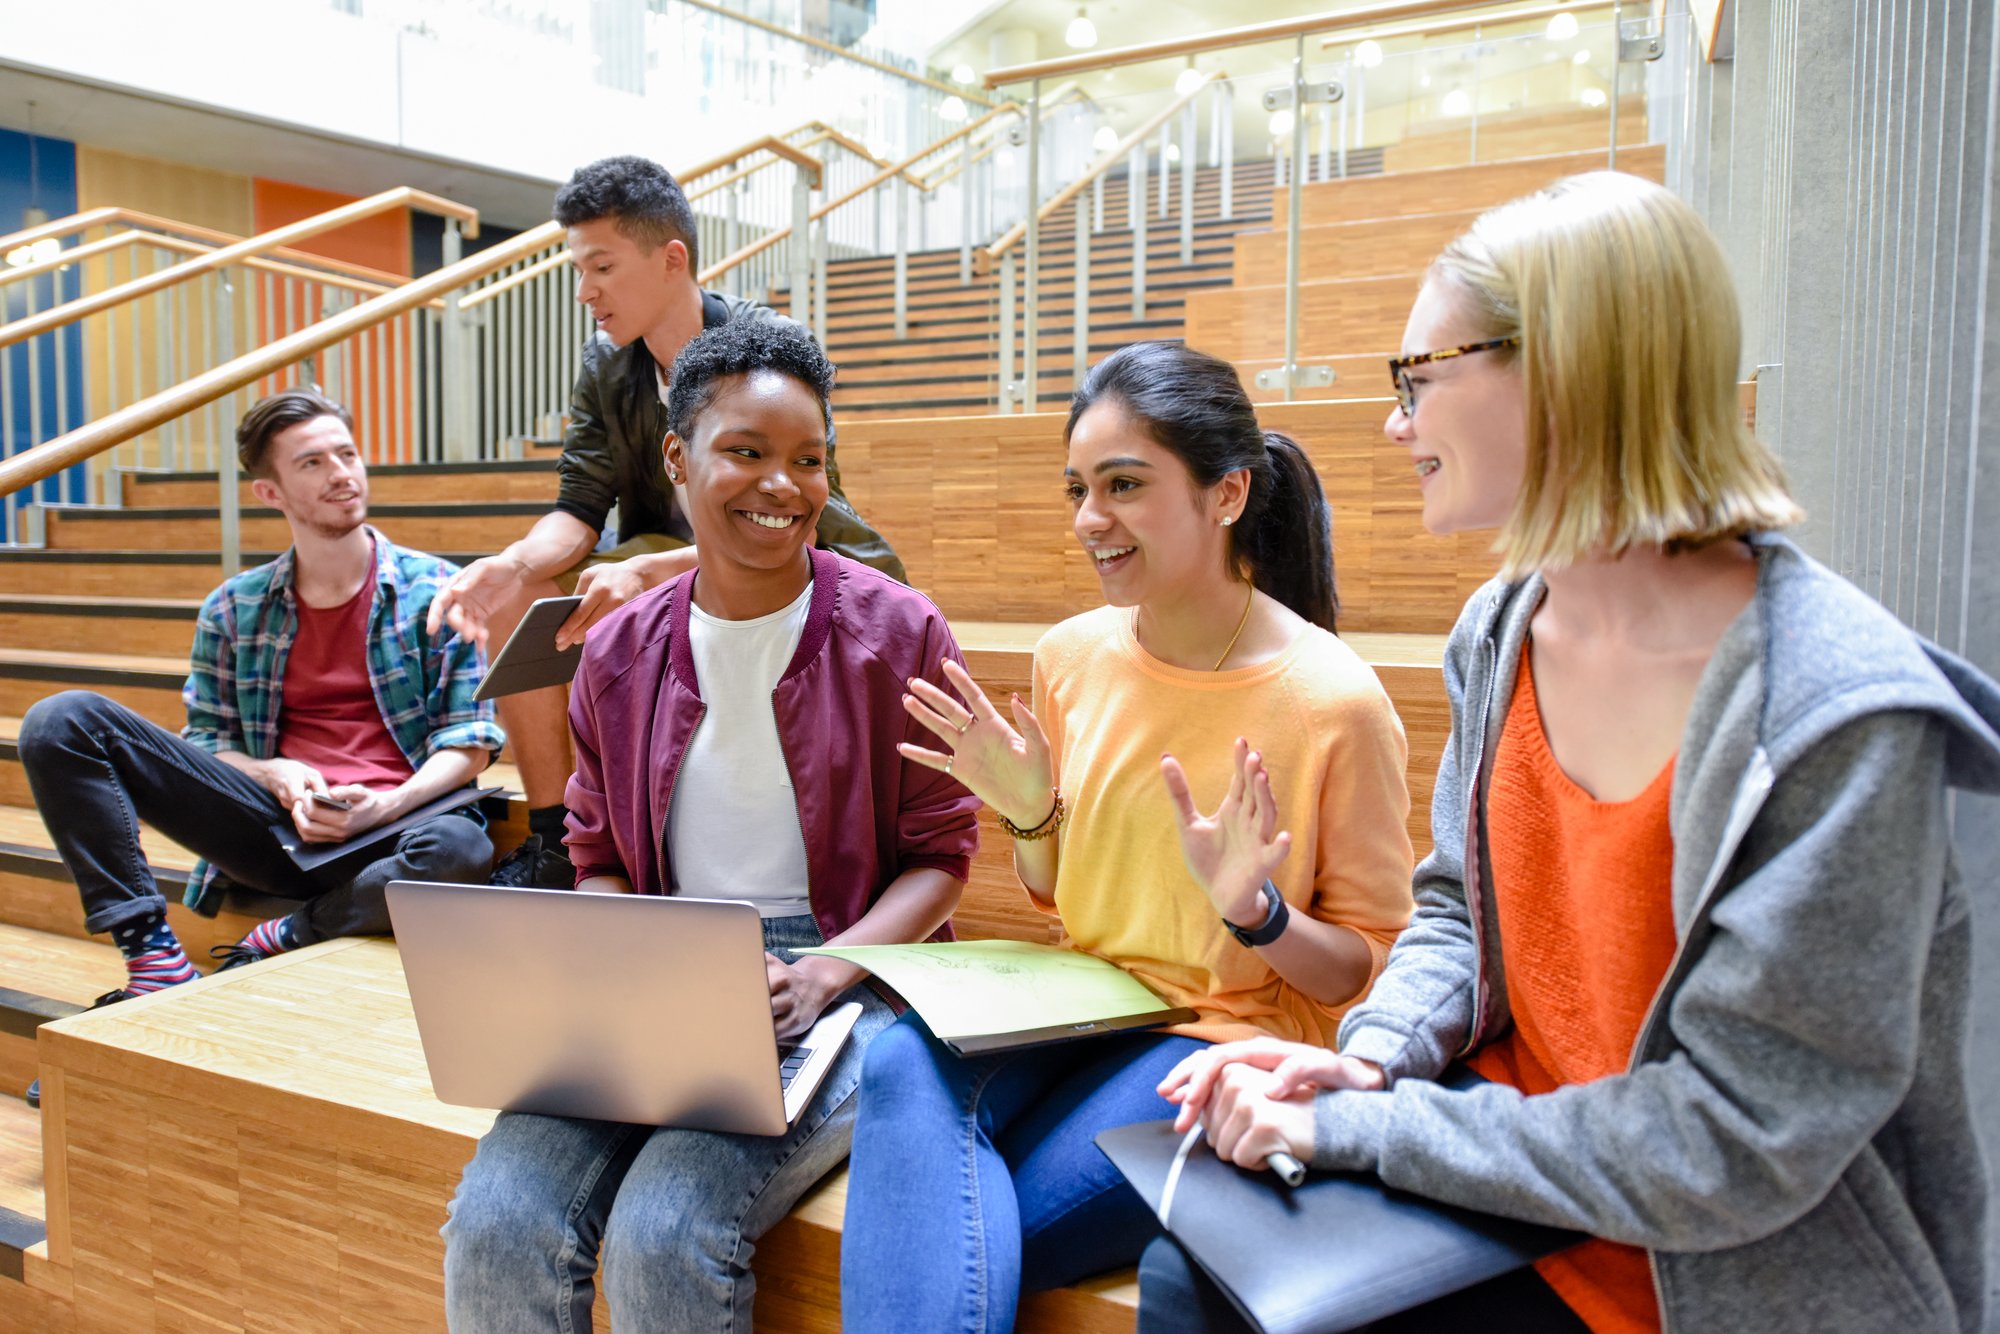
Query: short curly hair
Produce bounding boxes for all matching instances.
[666,318,836,443]
[554,156,699,271]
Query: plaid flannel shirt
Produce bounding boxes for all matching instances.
[179,527,504,913]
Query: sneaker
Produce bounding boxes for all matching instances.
[208,943,266,973]
[25,988,142,1106]
[489,834,576,890]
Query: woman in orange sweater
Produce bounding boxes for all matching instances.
[1148,172,2000,1334]
[838,341,1417,1331]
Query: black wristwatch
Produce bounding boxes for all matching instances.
[1223,880,1290,948]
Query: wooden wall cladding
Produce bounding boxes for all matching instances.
[1380,106,1651,175]
[1231,209,1484,288]
[835,401,1499,636]
[1181,271,1421,363]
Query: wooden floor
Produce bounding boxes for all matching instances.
[32,939,1138,1332]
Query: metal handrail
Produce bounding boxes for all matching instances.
[982,0,1506,86]
[0,223,558,498]
[981,71,1221,268]
[0,188,479,351]
[1319,0,1617,46]
[667,0,998,107]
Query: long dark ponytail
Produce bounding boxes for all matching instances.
[1064,341,1338,632]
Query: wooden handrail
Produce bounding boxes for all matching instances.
[671,0,998,108]
[0,188,479,352]
[0,224,439,305]
[466,136,858,312]
[0,205,413,287]
[0,222,560,498]
[0,207,122,254]
[694,101,1024,287]
[1321,0,1616,46]
[980,71,1221,268]
[983,0,1512,86]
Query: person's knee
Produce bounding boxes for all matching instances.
[858,1014,944,1101]
[408,816,494,882]
[603,1197,736,1300]
[18,690,115,770]
[442,1155,563,1278]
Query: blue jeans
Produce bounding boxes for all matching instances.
[840,1011,1207,1333]
[440,914,894,1333]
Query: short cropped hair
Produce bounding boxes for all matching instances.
[554,156,700,272]
[1430,171,1801,577]
[235,388,353,479]
[665,318,836,442]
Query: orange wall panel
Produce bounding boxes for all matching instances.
[252,179,412,277]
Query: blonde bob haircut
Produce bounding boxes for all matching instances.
[1429,170,1802,578]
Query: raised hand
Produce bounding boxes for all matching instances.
[1161,737,1292,926]
[426,554,528,651]
[898,658,1057,830]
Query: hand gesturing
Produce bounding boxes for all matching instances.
[1161,737,1292,926]
[898,659,1057,830]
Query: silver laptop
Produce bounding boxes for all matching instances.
[386,881,862,1136]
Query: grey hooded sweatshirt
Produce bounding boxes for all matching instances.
[1315,533,2000,1333]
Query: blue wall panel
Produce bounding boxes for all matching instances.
[0,129,89,524]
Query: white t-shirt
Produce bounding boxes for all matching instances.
[667,582,814,918]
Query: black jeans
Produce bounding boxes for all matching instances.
[1135,1233,1593,1334]
[19,690,493,946]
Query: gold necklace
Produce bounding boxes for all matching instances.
[1134,583,1257,671]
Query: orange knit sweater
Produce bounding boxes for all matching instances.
[1468,651,1677,1334]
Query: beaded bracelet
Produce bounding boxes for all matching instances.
[999,789,1065,841]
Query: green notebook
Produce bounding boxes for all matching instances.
[799,939,1198,1055]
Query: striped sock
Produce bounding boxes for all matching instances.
[112,913,197,994]
[237,916,297,960]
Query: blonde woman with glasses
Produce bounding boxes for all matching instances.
[1142,171,2000,1334]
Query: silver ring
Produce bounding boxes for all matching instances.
[944,755,955,776]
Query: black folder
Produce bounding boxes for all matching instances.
[1095,1071,1580,1334]
[273,785,502,872]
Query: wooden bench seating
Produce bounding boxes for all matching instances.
[1271,143,1666,230]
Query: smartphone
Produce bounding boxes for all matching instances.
[309,791,354,811]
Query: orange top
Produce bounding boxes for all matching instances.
[1468,650,1677,1334]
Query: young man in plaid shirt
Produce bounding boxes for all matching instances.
[19,390,502,1086]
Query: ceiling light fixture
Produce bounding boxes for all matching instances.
[1354,39,1384,69]
[1092,124,1120,152]
[951,63,976,85]
[1175,59,1204,95]
[1440,88,1472,116]
[940,96,968,122]
[1573,48,1592,65]
[1064,6,1097,50]
[1546,11,1580,40]
[1268,109,1295,136]
[1580,86,1607,107]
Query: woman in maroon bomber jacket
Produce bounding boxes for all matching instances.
[440,319,980,1333]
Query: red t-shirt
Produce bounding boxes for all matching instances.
[275,566,415,792]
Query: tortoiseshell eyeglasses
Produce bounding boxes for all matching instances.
[1387,337,1520,417]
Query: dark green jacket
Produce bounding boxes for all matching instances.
[553,290,905,580]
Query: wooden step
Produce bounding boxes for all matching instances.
[128,459,559,509]
[0,650,186,730]
[0,1093,49,1299]
[0,550,484,600]
[1183,271,1421,363]
[822,212,1275,281]
[827,318,1183,362]
[1270,143,1666,229]
[1230,208,1484,288]
[818,248,1235,306]
[0,596,198,658]
[821,264,1230,319]
[0,922,120,1098]
[43,502,546,555]
[30,938,1137,1331]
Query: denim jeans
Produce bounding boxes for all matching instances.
[441,912,894,1334]
[1134,1235,1593,1334]
[839,1010,1208,1333]
[17,690,492,943]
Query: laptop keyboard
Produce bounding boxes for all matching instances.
[778,1044,814,1092]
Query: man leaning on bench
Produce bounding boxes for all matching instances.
[21,155,1996,1334]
